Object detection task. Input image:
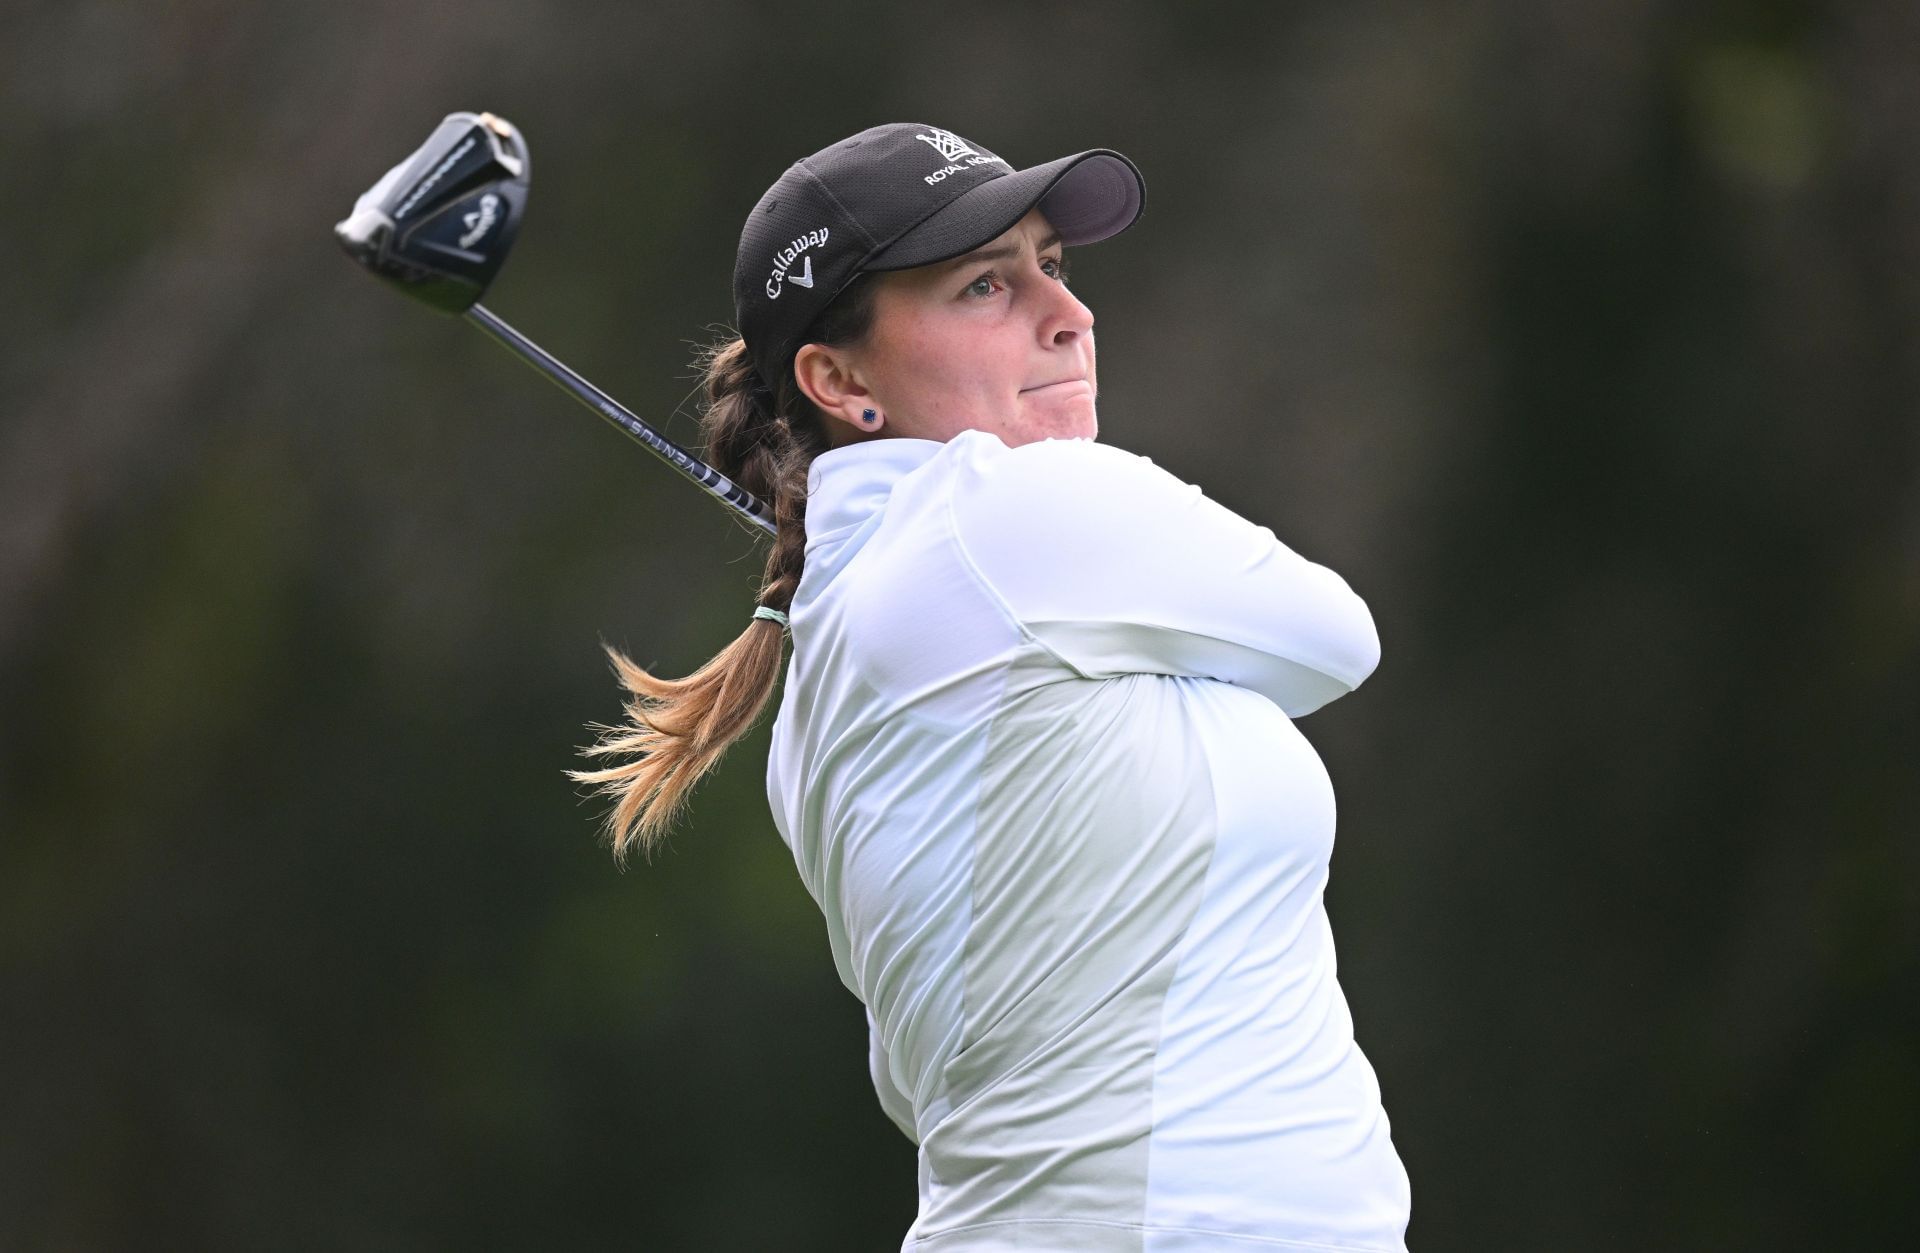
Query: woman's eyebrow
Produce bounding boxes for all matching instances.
[942,231,1065,271]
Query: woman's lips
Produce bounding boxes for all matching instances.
[1021,378,1092,395]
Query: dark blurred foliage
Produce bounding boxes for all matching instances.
[2,0,1914,1249]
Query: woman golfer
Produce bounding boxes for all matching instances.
[574,123,1412,1251]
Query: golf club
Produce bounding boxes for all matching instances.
[333,110,777,536]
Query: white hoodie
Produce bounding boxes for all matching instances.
[765,430,1410,1252]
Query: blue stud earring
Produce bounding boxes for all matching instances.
[861,408,878,424]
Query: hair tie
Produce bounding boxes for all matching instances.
[752,605,790,630]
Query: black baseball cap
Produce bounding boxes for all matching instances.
[732,123,1146,397]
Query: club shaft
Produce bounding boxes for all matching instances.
[463,304,777,536]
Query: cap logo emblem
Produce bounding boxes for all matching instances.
[914,128,978,162]
[766,226,830,299]
[914,127,1008,186]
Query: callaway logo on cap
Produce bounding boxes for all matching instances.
[732,122,1146,396]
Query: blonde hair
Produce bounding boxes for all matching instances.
[569,276,880,863]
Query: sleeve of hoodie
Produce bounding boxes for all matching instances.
[948,433,1380,718]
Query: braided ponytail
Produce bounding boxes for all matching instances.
[570,275,880,863]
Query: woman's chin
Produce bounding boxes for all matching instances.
[1021,392,1098,441]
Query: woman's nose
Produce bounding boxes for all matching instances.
[1043,278,1094,342]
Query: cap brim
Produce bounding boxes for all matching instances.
[862,149,1145,271]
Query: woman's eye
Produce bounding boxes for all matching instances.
[964,257,1070,298]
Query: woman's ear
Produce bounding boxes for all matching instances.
[793,343,876,436]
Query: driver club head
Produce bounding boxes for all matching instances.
[334,110,531,313]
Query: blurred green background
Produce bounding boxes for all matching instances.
[3,1,1914,1249]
